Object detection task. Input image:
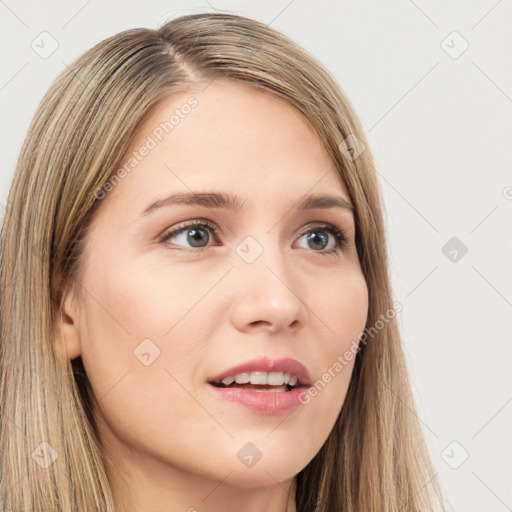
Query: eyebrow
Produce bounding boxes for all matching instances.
[138,191,354,217]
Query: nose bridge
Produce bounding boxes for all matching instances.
[235,232,288,285]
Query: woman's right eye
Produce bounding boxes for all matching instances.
[159,221,220,251]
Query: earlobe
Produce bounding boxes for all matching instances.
[53,288,82,362]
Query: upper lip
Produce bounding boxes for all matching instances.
[207,356,311,387]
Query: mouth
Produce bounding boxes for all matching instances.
[206,357,311,415]
[209,370,302,392]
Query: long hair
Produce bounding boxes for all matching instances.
[0,12,448,511]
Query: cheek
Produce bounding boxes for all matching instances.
[75,254,227,410]
[74,261,180,401]
[296,270,368,443]
[79,254,224,346]
[320,268,369,352]
[76,262,217,462]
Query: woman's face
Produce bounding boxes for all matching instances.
[59,79,368,496]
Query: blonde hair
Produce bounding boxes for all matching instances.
[0,12,448,511]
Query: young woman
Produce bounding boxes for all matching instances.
[0,12,448,512]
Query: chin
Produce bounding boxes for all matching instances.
[216,446,309,489]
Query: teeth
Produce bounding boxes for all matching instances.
[219,371,300,387]
[234,373,250,384]
[267,372,284,385]
[250,371,267,385]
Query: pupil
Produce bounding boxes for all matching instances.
[307,231,327,250]
[188,228,209,247]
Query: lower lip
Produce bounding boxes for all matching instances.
[207,383,307,415]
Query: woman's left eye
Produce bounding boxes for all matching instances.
[159,220,348,254]
[295,224,348,253]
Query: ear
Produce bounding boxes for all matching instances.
[52,285,82,362]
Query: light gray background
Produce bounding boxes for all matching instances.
[1,1,510,511]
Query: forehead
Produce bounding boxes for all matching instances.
[105,79,350,211]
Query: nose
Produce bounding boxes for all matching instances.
[229,242,307,334]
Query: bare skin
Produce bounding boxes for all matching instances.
[54,79,369,512]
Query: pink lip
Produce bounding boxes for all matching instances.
[206,356,311,416]
[207,356,311,386]
[207,384,308,415]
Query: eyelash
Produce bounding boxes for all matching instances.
[159,219,348,255]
